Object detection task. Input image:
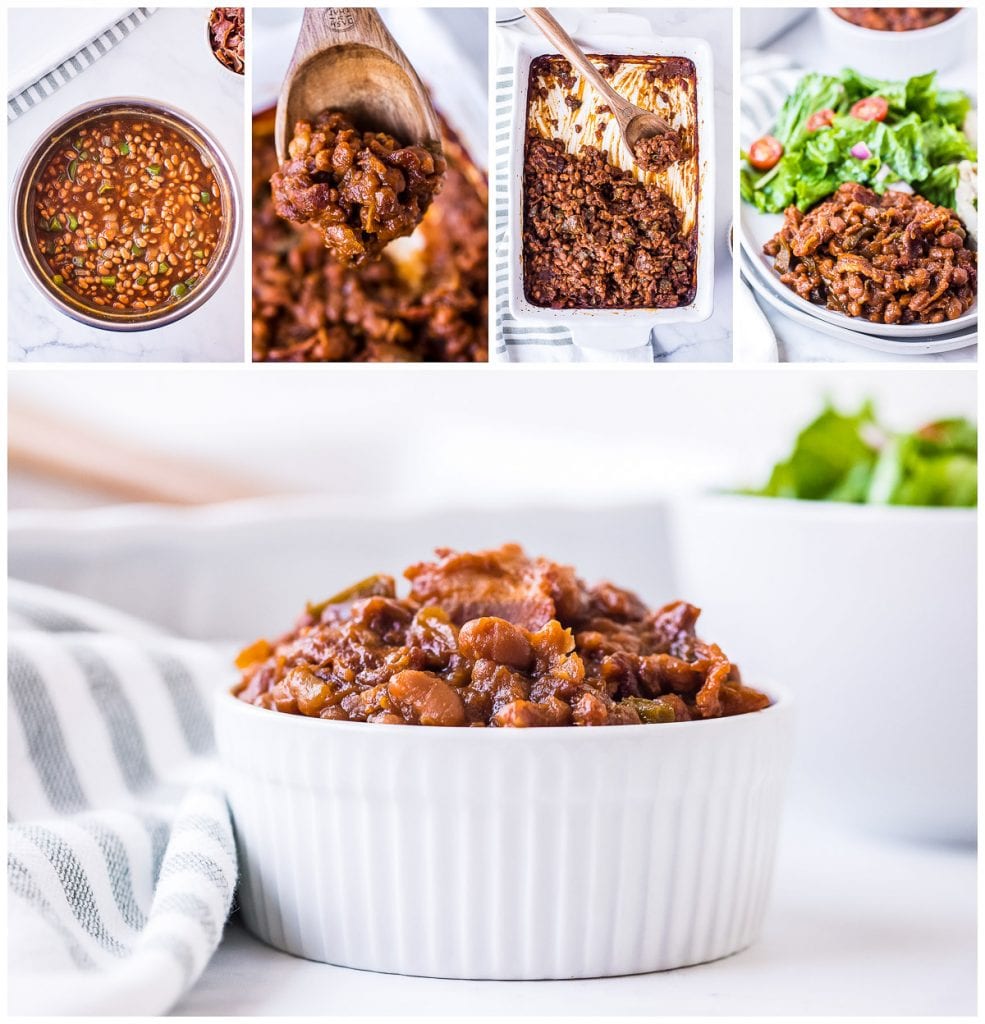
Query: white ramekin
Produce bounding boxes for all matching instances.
[817,8,974,81]
[669,494,976,845]
[216,689,792,979]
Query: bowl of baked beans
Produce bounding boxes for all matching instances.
[11,98,241,331]
[818,8,973,80]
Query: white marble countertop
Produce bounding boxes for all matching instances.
[175,812,975,1016]
[742,9,977,364]
[494,7,733,363]
[7,8,245,362]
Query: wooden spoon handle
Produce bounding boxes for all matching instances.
[291,7,395,65]
[522,8,629,117]
[8,402,268,506]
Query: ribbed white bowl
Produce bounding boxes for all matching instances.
[216,690,792,979]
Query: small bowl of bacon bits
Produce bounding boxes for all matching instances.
[217,544,792,981]
[207,7,245,76]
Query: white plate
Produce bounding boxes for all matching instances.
[740,247,977,355]
[507,13,716,347]
[738,77,978,341]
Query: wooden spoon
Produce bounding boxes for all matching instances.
[275,7,442,164]
[522,8,672,157]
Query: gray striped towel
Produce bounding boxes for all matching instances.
[7,8,155,123]
[493,23,657,363]
[8,580,236,1016]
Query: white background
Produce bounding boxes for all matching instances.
[8,364,977,510]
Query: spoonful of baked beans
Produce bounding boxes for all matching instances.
[272,7,446,266]
[523,8,682,172]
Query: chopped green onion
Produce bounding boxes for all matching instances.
[100,275,117,287]
[200,191,212,204]
[67,213,79,230]
[87,237,97,250]
[97,180,113,195]
[136,275,148,286]
[170,282,189,298]
[193,249,205,259]
[48,216,62,232]
[52,274,64,285]
[118,142,130,155]
[147,164,162,176]
[67,159,78,182]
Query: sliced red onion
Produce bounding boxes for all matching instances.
[851,142,872,160]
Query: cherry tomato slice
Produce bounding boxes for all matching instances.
[806,108,836,132]
[748,135,784,171]
[850,96,889,122]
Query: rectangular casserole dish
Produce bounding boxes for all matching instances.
[507,13,715,347]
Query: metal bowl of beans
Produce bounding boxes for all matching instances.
[11,98,241,331]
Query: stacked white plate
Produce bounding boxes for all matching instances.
[738,197,978,355]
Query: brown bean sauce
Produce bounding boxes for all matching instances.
[33,114,222,312]
[831,7,961,31]
[233,544,771,727]
[252,107,488,362]
[763,182,977,325]
[271,110,445,267]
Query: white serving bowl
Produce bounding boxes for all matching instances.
[818,7,974,81]
[669,494,976,845]
[217,689,792,979]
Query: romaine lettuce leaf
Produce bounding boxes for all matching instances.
[747,406,978,508]
[741,67,976,213]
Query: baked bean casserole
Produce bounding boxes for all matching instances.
[831,7,961,31]
[253,108,487,361]
[764,182,977,325]
[271,110,446,267]
[234,544,770,727]
[33,114,222,312]
[522,55,698,310]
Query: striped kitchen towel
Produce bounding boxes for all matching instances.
[8,580,237,1016]
[493,21,657,363]
[7,8,156,123]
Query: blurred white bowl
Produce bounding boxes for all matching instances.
[217,689,792,979]
[669,494,976,845]
[818,8,974,81]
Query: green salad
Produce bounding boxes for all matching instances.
[747,403,977,507]
[740,68,976,213]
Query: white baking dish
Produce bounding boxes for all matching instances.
[217,688,791,980]
[507,13,715,348]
